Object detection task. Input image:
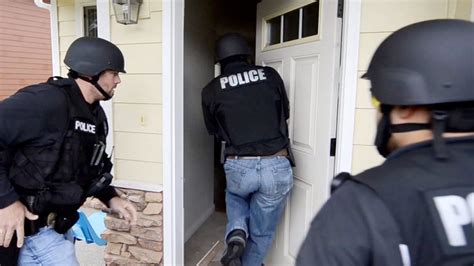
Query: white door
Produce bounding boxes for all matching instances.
[255,0,341,264]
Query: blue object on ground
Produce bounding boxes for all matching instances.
[72,211,107,246]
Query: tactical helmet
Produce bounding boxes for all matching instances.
[64,37,126,76]
[363,19,474,106]
[216,33,251,62]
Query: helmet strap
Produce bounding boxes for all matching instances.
[431,110,448,160]
[74,72,112,101]
[375,112,392,158]
[375,104,432,157]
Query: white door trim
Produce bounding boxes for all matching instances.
[471,0,474,21]
[34,0,60,76]
[163,0,185,265]
[95,0,115,162]
[335,0,361,174]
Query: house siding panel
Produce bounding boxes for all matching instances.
[353,0,473,174]
[111,3,164,186]
[0,0,52,99]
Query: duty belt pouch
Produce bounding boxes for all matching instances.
[54,211,79,234]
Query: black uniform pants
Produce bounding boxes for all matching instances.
[0,235,19,266]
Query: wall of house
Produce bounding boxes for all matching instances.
[352,0,473,174]
[111,1,164,188]
[56,0,163,187]
[0,0,52,100]
[56,0,164,264]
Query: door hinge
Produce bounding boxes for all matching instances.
[330,138,337,157]
[337,0,344,18]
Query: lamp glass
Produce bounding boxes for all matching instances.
[112,0,142,25]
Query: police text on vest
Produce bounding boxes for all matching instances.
[220,69,267,89]
[434,194,474,246]
[75,120,96,134]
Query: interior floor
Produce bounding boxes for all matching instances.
[185,212,227,266]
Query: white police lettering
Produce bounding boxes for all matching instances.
[75,120,96,134]
[433,193,474,246]
[220,69,267,89]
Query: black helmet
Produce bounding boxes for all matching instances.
[363,19,474,106]
[216,33,251,62]
[365,19,474,159]
[64,37,126,76]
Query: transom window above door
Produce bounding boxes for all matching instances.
[265,1,319,48]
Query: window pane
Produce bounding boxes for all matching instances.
[302,2,319,37]
[283,9,299,42]
[267,16,281,45]
[84,6,97,38]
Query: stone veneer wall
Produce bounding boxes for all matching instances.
[86,188,163,265]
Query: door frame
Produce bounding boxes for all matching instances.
[335,0,361,173]
[163,0,185,265]
[162,0,361,263]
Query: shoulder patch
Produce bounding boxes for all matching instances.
[330,172,353,194]
[424,186,474,256]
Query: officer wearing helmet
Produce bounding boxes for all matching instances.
[202,33,295,265]
[0,37,137,265]
[297,19,474,265]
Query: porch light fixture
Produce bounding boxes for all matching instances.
[112,0,142,25]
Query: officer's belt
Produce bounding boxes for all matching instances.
[24,214,51,236]
[226,149,288,160]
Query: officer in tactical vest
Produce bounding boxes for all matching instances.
[0,37,137,265]
[202,33,294,266]
[297,19,474,265]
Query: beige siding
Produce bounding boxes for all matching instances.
[55,0,163,186]
[111,0,163,186]
[352,0,473,174]
[57,0,75,77]
[0,0,52,99]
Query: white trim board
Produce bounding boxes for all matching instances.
[34,0,61,77]
[471,0,474,21]
[163,0,185,265]
[96,0,115,163]
[112,180,163,193]
[335,0,361,174]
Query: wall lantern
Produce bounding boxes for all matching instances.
[112,0,142,25]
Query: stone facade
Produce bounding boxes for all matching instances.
[85,188,163,265]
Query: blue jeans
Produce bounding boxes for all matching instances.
[224,156,293,266]
[18,227,79,266]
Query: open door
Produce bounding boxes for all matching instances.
[255,0,342,264]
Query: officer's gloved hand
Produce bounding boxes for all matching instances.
[0,201,38,248]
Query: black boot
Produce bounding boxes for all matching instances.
[221,229,246,266]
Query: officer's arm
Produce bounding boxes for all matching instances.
[201,88,218,135]
[95,186,119,207]
[0,90,44,208]
[296,184,372,266]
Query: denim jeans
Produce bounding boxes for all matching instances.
[224,156,293,266]
[18,227,79,266]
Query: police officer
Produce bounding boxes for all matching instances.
[0,37,137,265]
[202,33,294,266]
[297,19,474,265]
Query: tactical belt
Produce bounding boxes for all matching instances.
[24,214,50,236]
[226,149,288,160]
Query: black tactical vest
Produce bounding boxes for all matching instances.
[203,63,290,156]
[8,78,110,214]
[354,138,474,265]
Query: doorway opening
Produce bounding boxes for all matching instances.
[183,0,258,265]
